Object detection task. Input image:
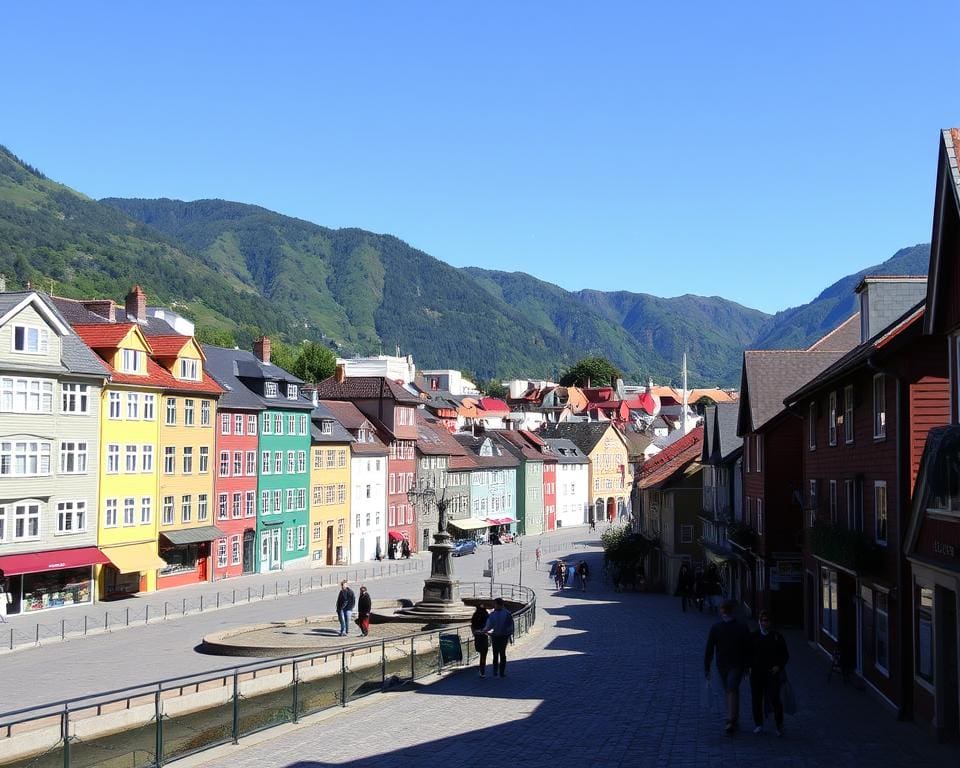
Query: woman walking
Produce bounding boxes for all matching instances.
[676,563,694,612]
[356,586,372,637]
[471,603,490,677]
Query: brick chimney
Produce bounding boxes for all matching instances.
[82,299,116,322]
[253,336,271,365]
[125,285,147,324]
[335,363,347,383]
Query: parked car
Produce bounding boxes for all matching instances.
[451,539,478,557]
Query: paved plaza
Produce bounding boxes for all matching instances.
[172,549,956,768]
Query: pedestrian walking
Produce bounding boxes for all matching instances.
[576,560,589,591]
[676,563,694,612]
[401,538,411,559]
[484,597,515,677]
[471,603,490,677]
[704,599,751,735]
[335,580,356,637]
[589,518,596,532]
[703,563,722,612]
[535,546,542,570]
[356,586,372,637]
[555,560,567,590]
[749,610,789,736]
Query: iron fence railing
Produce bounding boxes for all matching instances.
[0,560,425,654]
[0,582,536,768]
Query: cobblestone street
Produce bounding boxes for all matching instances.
[177,543,958,768]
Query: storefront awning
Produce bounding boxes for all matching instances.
[704,547,732,566]
[484,517,517,526]
[0,546,111,576]
[388,530,405,542]
[447,518,490,531]
[103,542,168,574]
[160,526,226,546]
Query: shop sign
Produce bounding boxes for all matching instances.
[933,540,958,559]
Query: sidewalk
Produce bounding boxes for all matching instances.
[180,545,955,768]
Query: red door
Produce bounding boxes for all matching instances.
[197,545,208,581]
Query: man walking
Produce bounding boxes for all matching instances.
[484,597,515,677]
[704,599,750,735]
[749,610,789,735]
[336,580,356,637]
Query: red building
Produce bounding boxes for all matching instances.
[315,370,421,551]
[786,276,946,719]
[543,455,557,531]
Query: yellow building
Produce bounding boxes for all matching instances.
[150,335,223,589]
[308,402,352,565]
[74,323,167,596]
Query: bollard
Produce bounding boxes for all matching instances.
[145,606,149,624]
[248,587,252,603]
[84,615,88,635]
[9,627,13,650]
[182,598,186,616]
[217,593,220,609]
[262,585,266,599]
[232,589,236,605]
[104,612,108,632]
[164,602,168,620]
[200,595,204,612]
[286,580,290,595]
[61,619,65,641]
[298,578,302,595]
[126,607,130,626]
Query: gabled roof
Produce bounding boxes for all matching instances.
[49,296,180,335]
[925,128,960,335]
[540,421,625,456]
[490,430,546,462]
[703,404,742,464]
[0,292,71,335]
[202,344,307,409]
[319,399,387,455]
[453,433,520,468]
[149,335,200,359]
[478,397,510,413]
[737,349,846,435]
[72,323,148,351]
[638,426,704,489]
[309,400,354,444]
[541,437,589,464]
[415,414,472,458]
[785,303,925,405]
[807,313,861,352]
[314,375,422,405]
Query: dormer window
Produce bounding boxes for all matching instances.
[265,381,278,398]
[321,421,332,435]
[179,358,201,381]
[13,325,49,354]
[287,384,299,400]
[121,349,143,374]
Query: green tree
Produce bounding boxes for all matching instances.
[292,341,337,384]
[270,339,297,373]
[195,326,236,348]
[559,357,622,387]
[484,379,508,399]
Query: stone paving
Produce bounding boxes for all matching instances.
[178,545,958,768]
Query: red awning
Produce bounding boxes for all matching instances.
[387,530,404,542]
[484,517,517,526]
[0,546,111,576]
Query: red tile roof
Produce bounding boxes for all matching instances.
[73,323,148,351]
[479,397,510,413]
[637,426,704,489]
[148,335,194,357]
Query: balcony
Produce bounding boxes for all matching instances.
[806,522,883,575]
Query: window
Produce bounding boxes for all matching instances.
[873,374,886,439]
[162,496,174,525]
[286,488,294,511]
[829,480,838,523]
[106,443,120,473]
[756,434,763,472]
[313,485,322,505]
[261,451,271,474]
[125,444,137,472]
[182,446,193,474]
[744,435,751,473]
[1,441,52,476]
[143,394,155,421]
[757,558,766,592]
[916,585,934,682]
[338,449,346,467]
[356,513,361,529]
[179,358,200,381]
[123,497,136,526]
[245,491,255,517]
[61,383,89,414]
[165,397,176,425]
[235,414,244,435]
[297,451,306,474]
[164,446,175,474]
[288,415,296,434]
[217,538,228,568]
[105,499,118,528]
[199,446,208,473]
[846,479,863,531]
[808,401,817,450]
[201,400,210,426]
[287,384,299,401]
[274,413,283,434]
[337,484,346,504]
[261,412,272,434]
[326,449,336,469]
[756,499,764,536]
[273,489,282,513]
[828,391,837,446]
[297,488,305,510]
[299,415,308,435]
[265,381,278,398]
[875,592,889,674]
[232,492,242,519]
[219,451,230,477]
[844,384,854,443]
[680,524,693,544]
[808,479,818,528]
[875,481,888,544]
[196,494,206,522]
[261,490,270,515]
[184,399,195,426]
[108,391,121,419]
[1,377,55,413]
[126,392,139,419]
[821,566,838,639]
[275,451,282,474]
[233,451,242,476]
[231,536,241,564]
[326,486,336,505]
[56,501,86,534]
[59,441,88,474]
[120,348,143,374]
[181,495,192,523]
[286,527,294,551]
[13,324,49,354]
[246,450,256,475]
[218,494,228,520]
[247,415,257,435]
[221,413,231,435]
[140,497,152,525]
[297,525,306,549]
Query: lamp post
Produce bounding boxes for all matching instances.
[517,535,523,587]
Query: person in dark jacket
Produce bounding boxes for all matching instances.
[471,603,490,677]
[704,599,751,735]
[484,597,515,677]
[401,539,411,559]
[356,586,372,637]
[335,580,356,637]
[702,563,722,612]
[749,610,789,735]
[676,563,694,612]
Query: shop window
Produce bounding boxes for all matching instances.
[821,566,838,639]
[916,585,934,683]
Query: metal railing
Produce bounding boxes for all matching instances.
[1,561,425,654]
[0,582,536,768]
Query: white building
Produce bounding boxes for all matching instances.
[338,354,417,385]
[350,444,388,563]
[419,369,479,396]
[543,437,590,528]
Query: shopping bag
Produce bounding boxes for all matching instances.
[781,672,797,715]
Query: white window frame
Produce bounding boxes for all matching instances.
[179,358,200,381]
[828,391,837,446]
[265,381,278,398]
[121,348,143,374]
[56,500,87,534]
[12,324,49,355]
[60,383,89,414]
[143,394,155,421]
[808,401,817,450]
[873,374,886,439]
[201,400,210,426]
[844,384,854,444]
[874,480,888,545]
[165,397,176,426]
[0,377,55,414]
[875,591,890,675]
[821,566,838,640]
[1,440,52,477]
[59,441,88,474]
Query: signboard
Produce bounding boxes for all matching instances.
[439,633,463,665]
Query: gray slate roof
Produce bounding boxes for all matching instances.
[452,433,519,468]
[319,400,388,456]
[309,400,354,444]
[703,403,742,463]
[314,376,422,405]
[49,297,179,335]
[541,437,589,465]
[807,313,861,352]
[540,421,621,456]
[202,345,311,411]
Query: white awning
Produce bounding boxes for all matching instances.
[447,518,490,531]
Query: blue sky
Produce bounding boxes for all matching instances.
[1,2,957,314]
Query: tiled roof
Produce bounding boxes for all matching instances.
[203,345,309,410]
[807,313,861,352]
[314,375,421,405]
[148,335,193,357]
[309,401,354,444]
[416,414,472,458]
[453,433,520,468]
[317,400,387,455]
[541,438,589,464]
[540,421,622,456]
[49,296,108,325]
[72,323,144,350]
[638,426,703,489]
[479,397,510,413]
[704,403,742,463]
[490,430,545,461]
[738,350,846,434]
